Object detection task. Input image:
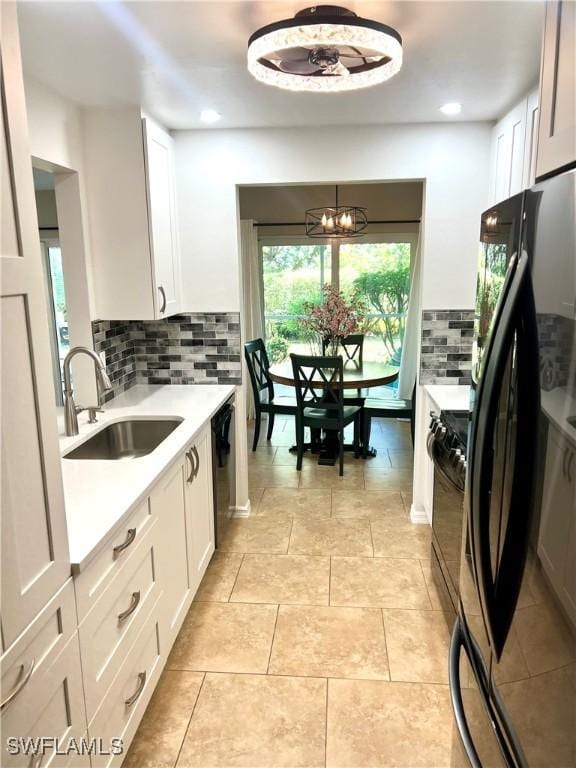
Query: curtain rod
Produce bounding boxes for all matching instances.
[253,219,421,227]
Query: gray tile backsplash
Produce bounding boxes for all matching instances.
[92,313,241,402]
[420,309,474,386]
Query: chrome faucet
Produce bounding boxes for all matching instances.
[63,346,113,436]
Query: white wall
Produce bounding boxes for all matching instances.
[175,122,491,517]
[24,77,97,404]
[174,122,491,313]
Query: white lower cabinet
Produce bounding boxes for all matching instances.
[79,518,161,722]
[538,423,576,625]
[87,602,164,768]
[0,580,89,767]
[185,425,216,593]
[152,460,194,647]
[1,418,218,767]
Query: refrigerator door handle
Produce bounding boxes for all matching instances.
[449,619,482,768]
[469,250,540,660]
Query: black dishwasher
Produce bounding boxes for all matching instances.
[211,398,235,547]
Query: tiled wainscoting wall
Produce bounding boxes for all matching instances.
[92,313,241,402]
[419,309,474,385]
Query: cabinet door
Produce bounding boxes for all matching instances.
[1,632,88,767]
[150,461,192,647]
[490,99,528,204]
[142,118,181,318]
[537,0,576,178]
[185,427,215,593]
[522,89,540,190]
[0,2,70,650]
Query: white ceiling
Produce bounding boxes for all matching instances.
[17,1,544,130]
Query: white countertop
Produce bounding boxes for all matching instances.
[424,384,471,413]
[541,387,576,447]
[59,385,235,572]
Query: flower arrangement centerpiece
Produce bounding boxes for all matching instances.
[301,284,365,356]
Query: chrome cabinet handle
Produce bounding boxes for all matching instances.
[118,591,141,623]
[113,528,137,559]
[186,448,195,483]
[0,659,35,711]
[568,450,574,484]
[191,445,200,479]
[158,286,167,314]
[125,671,146,708]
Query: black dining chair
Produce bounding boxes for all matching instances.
[323,334,364,396]
[244,338,297,451]
[290,353,362,476]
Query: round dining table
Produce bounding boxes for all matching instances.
[268,360,399,390]
[268,360,399,464]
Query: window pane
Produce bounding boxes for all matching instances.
[339,241,411,398]
[47,246,69,400]
[262,243,331,363]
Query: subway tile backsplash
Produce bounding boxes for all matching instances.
[92,313,241,402]
[420,309,474,386]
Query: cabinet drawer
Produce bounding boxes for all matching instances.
[1,579,77,717]
[75,499,152,622]
[1,631,88,767]
[88,603,163,768]
[79,519,160,721]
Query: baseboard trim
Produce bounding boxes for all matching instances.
[410,503,428,525]
[231,499,251,518]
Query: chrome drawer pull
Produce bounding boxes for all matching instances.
[192,445,200,479]
[186,448,195,483]
[113,528,136,559]
[0,658,35,711]
[118,591,141,623]
[125,671,146,708]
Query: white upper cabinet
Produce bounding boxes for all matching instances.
[143,119,181,318]
[1,2,70,651]
[536,0,576,179]
[488,89,539,205]
[82,109,182,320]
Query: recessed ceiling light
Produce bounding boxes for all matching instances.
[440,102,462,116]
[247,5,403,93]
[200,109,222,124]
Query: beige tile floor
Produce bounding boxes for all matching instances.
[127,416,459,768]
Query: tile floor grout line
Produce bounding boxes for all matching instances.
[328,555,332,607]
[173,671,207,768]
[266,603,280,675]
[417,558,435,611]
[380,607,392,682]
[227,553,245,602]
[368,519,375,557]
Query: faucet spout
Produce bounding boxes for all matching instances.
[63,346,113,436]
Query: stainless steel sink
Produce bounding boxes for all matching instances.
[64,418,183,460]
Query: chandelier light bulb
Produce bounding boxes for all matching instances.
[327,216,335,229]
[321,212,328,227]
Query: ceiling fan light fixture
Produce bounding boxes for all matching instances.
[247,6,402,93]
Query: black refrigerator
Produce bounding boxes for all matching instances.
[450,169,576,767]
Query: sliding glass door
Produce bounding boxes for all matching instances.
[260,234,417,387]
[261,240,331,362]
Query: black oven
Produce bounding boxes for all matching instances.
[428,409,468,613]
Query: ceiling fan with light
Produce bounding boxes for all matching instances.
[247,5,403,93]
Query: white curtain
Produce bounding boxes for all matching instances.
[240,219,265,420]
[398,231,422,401]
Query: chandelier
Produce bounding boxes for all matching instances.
[305,186,368,238]
[247,6,403,93]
